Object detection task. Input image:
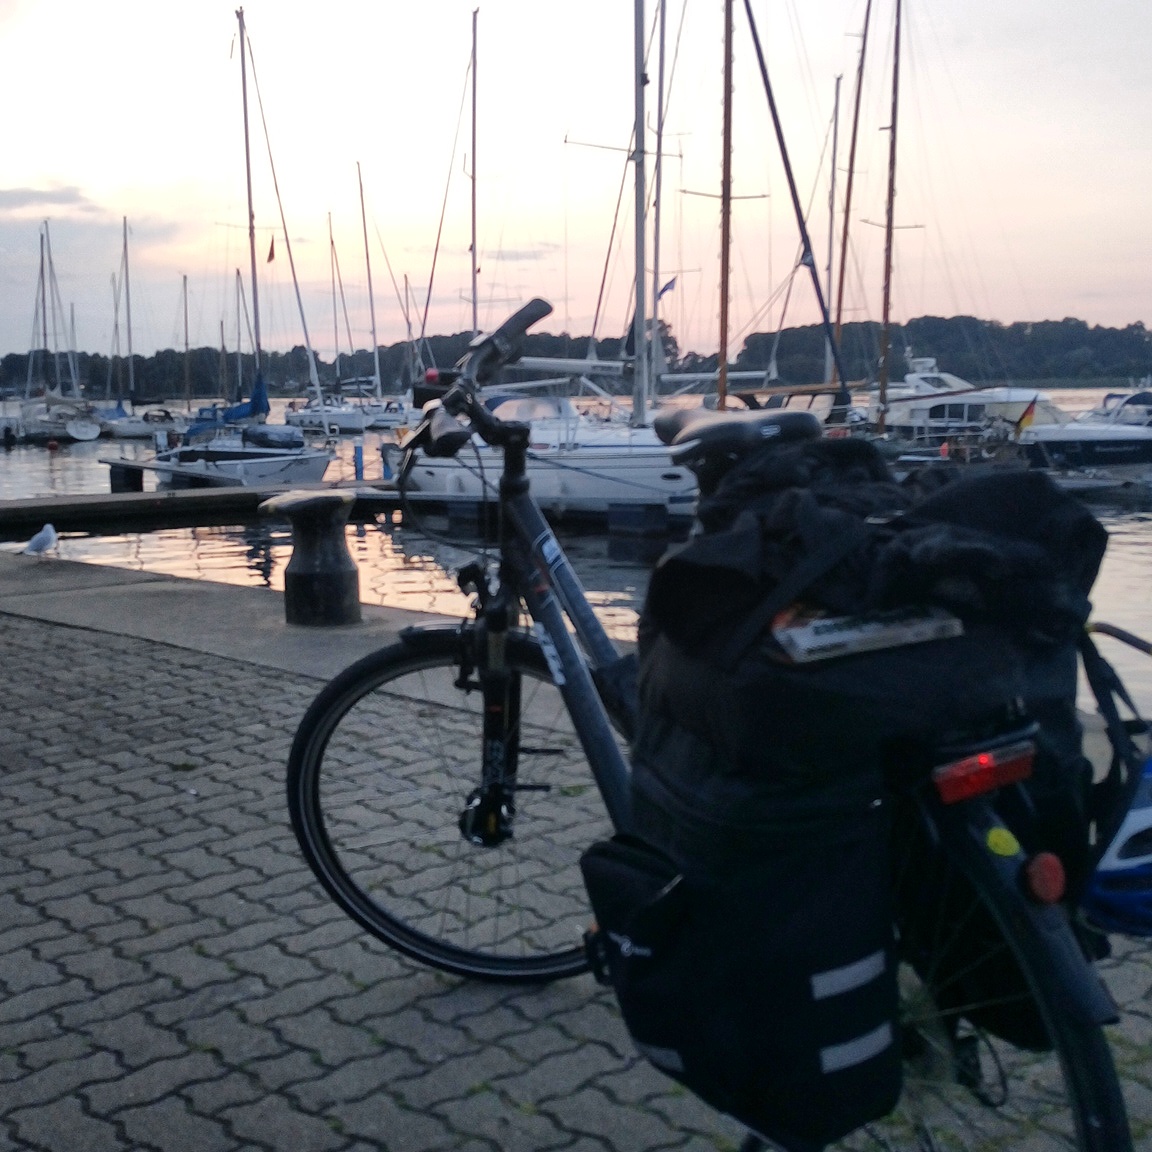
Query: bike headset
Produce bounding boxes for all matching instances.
[1081,756,1152,937]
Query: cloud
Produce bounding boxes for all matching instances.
[490,245,560,264]
[0,185,96,213]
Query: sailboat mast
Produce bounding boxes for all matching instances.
[235,269,243,403]
[37,230,47,393]
[832,0,873,383]
[824,75,841,386]
[123,217,135,402]
[741,0,852,411]
[718,0,734,410]
[358,162,382,398]
[236,7,262,377]
[183,274,191,407]
[631,0,649,427]
[42,221,62,393]
[470,7,479,338]
[877,0,902,435]
[651,0,667,387]
[329,212,339,391]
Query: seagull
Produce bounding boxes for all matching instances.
[24,523,58,556]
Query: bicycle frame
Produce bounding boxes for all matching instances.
[402,359,635,835]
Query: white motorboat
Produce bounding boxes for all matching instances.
[284,396,368,435]
[100,406,191,440]
[870,357,1067,445]
[150,425,333,488]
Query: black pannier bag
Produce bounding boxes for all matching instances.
[581,438,1108,1144]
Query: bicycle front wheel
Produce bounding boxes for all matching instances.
[287,627,617,983]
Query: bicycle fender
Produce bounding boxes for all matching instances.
[934,797,1119,1028]
[398,623,472,652]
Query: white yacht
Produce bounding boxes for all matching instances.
[871,357,1066,445]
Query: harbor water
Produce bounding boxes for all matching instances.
[1,392,1151,707]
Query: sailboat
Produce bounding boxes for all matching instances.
[285,215,369,435]
[402,3,698,521]
[98,220,190,440]
[352,163,416,431]
[143,8,331,488]
[21,222,102,444]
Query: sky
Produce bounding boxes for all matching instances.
[0,0,1149,367]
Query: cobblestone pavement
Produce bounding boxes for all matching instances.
[3,608,1152,1151]
[0,613,744,1152]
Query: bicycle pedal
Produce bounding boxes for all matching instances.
[583,925,613,985]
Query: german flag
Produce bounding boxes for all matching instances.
[1014,396,1038,438]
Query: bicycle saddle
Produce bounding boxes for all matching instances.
[654,406,823,463]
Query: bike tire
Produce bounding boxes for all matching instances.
[287,626,617,983]
[824,802,1132,1151]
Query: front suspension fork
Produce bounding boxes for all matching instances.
[457,565,521,847]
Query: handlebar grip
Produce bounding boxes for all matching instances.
[469,298,554,384]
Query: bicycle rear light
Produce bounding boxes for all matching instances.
[932,740,1035,804]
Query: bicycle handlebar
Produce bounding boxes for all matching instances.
[397,299,555,473]
[465,297,554,387]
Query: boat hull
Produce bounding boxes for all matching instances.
[1023,431,1152,470]
[151,446,333,488]
[407,440,697,517]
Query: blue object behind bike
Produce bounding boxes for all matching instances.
[1082,757,1152,936]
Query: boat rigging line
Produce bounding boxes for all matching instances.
[740,0,852,418]
[241,23,322,393]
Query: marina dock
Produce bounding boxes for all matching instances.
[0,482,404,543]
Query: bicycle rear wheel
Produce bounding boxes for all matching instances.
[825,804,1131,1151]
[287,627,617,982]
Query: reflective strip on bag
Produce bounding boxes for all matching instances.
[819,1021,894,1074]
[810,950,886,1001]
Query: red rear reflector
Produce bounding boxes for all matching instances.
[1024,852,1066,904]
[425,368,440,383]
[932,740,1035,804]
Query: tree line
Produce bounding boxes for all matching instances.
[2,315,1149,402]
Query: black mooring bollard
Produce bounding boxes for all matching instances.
[259,490,361,626]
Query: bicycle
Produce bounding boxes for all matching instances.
[287,299,1135,1150]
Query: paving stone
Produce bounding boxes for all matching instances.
[12,1030,93,1072]
[182,1070,267,1114]
[3,1051,124,1112]
[328,1091,452,1151]
[436,1085,577,1151]
[289,1050,424,1112]
[116,1096,237,1152]
[82,1051,225,1115]
[181,1007,285,1065]
[9,1094,124,1152]
[238,972,357,1024]
[220,1095,348,1152]
[82,1011,189,1069]
[276,1008,391,1067]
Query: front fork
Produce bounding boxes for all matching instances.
[457,562,521,847]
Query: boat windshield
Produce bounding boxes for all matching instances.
[485,395,579,423]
